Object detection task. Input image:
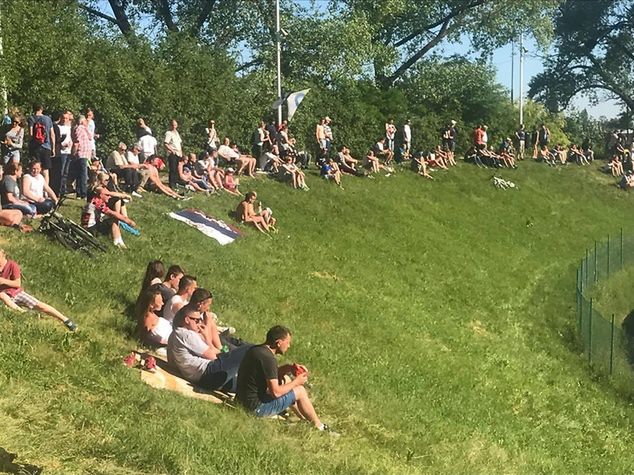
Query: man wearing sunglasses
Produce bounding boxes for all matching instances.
[167,305,251,393]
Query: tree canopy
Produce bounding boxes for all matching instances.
[529,0,634,112]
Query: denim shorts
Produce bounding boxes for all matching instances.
[253,390,296,418]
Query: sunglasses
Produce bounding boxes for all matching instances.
[187,315,203,323]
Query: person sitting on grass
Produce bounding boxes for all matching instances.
[281,157,309,190]
[21,160,58,214]
[335,146,358,175]
[411,151,433,179]
[176,155,207,193]
[236,325,336,434]
[163,275,197,323]
[156,265,184,316]
[364,150,388,175]
[321,158,344,189]
[137,260,165,302]
[89,173,137,237]
[609,154,624,177]
[81,185,137,249]
[199,149,224,191]
[236,191,276,234]
[434,145,453,168]
[537,145,557,167]
[176,288,236,343]
[373,137,394,166]
[222,168,241,196]
[569,144,588,165]
[1,162,36,218]
[167,306,252,393]
[620,171,634,190]
[426,149,448,170]
[0,247,77,331]
[136,285,172,347]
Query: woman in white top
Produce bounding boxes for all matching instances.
[22,161,58,214]
[3,116,24,164]
[137,287,172,347]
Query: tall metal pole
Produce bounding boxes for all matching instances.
[275,0,282,126]
[510,39,514,103]
[519,32,525,125]
[0,3,8,115]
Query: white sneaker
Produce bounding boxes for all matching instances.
[131,191,143,198]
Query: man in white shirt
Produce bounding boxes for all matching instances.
[138,132,158,161]
[403,119,412,156]
[164,119,183,189]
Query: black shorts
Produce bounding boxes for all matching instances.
[88,218,114,236]
[30,146,52,169]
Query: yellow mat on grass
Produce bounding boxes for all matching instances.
[139,352,232,405]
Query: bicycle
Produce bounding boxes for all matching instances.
[38,197,108,257]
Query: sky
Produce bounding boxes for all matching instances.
[456,38,622,121]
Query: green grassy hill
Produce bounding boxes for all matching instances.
[1,160,634,474]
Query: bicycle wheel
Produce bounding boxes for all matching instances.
[68,220,107,253]
[53,229,79,251]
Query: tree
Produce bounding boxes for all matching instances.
[333,0,560,88]
[529,0,634,113]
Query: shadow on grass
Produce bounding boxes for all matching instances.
[0,448,42,475]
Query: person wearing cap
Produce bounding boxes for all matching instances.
[222,168,241,196]
[0,247,77,331]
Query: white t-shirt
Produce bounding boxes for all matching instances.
[163,294,188,322]
[164,130,182,157]
[138,134,157,157]
[58,124,73,154]
[218,144,239,160]
[403,124,411,142]
[126,150,140,165]
[24,174,45,201]
[150,317,173,342]
[88,119,96,152]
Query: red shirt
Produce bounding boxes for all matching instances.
[474,128,485,145]
[0,259,22,297]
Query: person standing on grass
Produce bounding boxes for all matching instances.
[515,124,526,160]
[236,325,336,434]
[164,119,183,190]
[70,114,91,200]
[27,104,55,185]
[0,248,77,331]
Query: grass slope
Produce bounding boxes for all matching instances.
[1,160,634,474]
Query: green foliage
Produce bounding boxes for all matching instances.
[529,0,634,113]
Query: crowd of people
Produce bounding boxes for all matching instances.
[135,260,336,433]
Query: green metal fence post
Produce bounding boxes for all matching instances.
[609,314,615,376]
[594,241,598,283]
[588,298,593,365]
[585,249,589,289]
[621,228,624,269]
[607,234,610,278]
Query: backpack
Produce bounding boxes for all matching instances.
[32,120,46,145]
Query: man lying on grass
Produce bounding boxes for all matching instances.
[236,325,337,434]
[0,248,77,331]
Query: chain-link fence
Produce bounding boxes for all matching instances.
[576,230,634,392]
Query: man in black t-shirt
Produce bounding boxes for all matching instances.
[236,326,335,433]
